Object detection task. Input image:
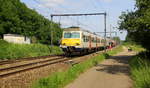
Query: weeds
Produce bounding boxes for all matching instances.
[33,54,107,88]
[126,42,150,88]
[107,46,123,56]
[33,46,123,88]
[0,40,63,60]
[123,42,145,52]
[130,56,150,88]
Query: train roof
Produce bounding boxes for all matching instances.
[64,27,89,32]
[64,27,97,34]
[64,27,103,38]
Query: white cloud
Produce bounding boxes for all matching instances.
[100,0,112,3]
[39,0,65,7]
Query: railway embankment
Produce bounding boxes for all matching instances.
[32,46,123,88]
[65,46,135,88]
[125,43,150,88]
[129,53,150,88]
[0,40,63,60]
[0,46,122,88]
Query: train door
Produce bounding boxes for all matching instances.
[89,35,92,50]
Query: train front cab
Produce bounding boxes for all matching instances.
[60,31,83,53]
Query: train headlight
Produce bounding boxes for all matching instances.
[76,43,80,46]
[62,43,66,45]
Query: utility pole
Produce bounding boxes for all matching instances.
[50,12,107,51]
[50,16,53,46]
[96,32,117,36]
[110,24,112,39]
[104,13,107,52]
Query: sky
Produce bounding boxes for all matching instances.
[21,0,135,40]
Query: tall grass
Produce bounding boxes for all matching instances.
[0,40,63,60]
[130,56,150,88]
[107,46,123,56]
[123,42,145,52]
[125,42,150,88]
[32,46,123,88]
[33,54,108,88]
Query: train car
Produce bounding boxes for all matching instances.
[106,38,117,49]
[60,27,105,54]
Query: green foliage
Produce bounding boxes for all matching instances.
[33,54,107,88]
[112,37,121,44]
[0,0,62,44]
[123,42,145,52]
[130,54,150,88]
[107,46,123,56]
[119,0,150,52]
[32,46,123,88]
[125,42,150,88]
[0,40,63,60]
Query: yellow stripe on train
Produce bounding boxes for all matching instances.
[61,39,81,46]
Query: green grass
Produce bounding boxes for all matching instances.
[123,42,145,52]
[130,56,150,88]
[0,40,63,60]
[33,54,108,88]
[32,45,123,88]
[107,46,123,56]
[125,42,150,88]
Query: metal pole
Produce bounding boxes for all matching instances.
[104,13,107,52]
[115,32,117,37]
[51,13,107,16]
[110,24,112,39]
[50,16,53,46]
[50,12,107,48]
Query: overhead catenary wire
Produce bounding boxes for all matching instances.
[32,0,107,51]
[32,0,107,33]
[34,1,106,33]
[33,0,102,30]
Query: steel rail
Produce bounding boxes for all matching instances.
[0,58,68,78]
[0,54,64,65]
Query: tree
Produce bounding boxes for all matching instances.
[119,0,150,51]
[0,0,63,45]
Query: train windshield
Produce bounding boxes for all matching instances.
[64,32,80,38]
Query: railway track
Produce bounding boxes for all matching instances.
[0,48,111,78]
[0,54,64,65]
[0,56,68,78]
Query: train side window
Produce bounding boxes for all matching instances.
[86,36,89,42]
[83,35,89,42]
[97,39,100,43]
[83,35,86,42]
[92,37,95,42]
[101,39,105,43]
[93,38,96,43]
[87,36,89,42]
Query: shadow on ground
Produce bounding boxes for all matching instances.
[96,55,135,75]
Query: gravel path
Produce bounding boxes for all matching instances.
[65,47,136,88]
[0,50,104,88]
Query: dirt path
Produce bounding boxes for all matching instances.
[65,47,136,88]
